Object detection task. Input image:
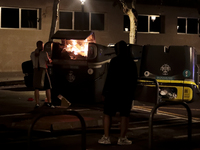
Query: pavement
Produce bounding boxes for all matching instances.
[1,72,200,150]
[0,71,24,86]
[0,72,104,131]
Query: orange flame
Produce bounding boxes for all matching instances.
[61,33,96,59]
[64,40,88,57]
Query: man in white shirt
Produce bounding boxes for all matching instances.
[30,40,54,108]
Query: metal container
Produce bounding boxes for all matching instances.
[136,45,199,102]
[49,31,116,105]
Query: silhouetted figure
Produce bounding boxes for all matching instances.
[98,40,138,145]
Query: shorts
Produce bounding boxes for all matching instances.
[103,96,132,117]
[33,68,52,90]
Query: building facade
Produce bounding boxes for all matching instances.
[0,0,200,72]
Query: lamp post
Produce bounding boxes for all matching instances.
[80,0,86,30]
[80,0,86,5]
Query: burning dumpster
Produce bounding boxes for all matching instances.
[48,31,116,105]
[135,45,199,102]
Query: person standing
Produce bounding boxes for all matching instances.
[98,40,138,145]
[30,40,54,108]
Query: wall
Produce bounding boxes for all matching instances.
[0,0,200,72]
[136,4,200,52]
[59,0,127,45]
[0,0,54,72]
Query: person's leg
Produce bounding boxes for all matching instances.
[117,110,132,145]
[117,116,132,145]
[119,99,132,138]
[98,114,112,144]
[46,89,55,108]
[46,89,51,103]
[104,114,112,137]
[120,116,129,138]
[98,98,114,144]
[34,89,39,105]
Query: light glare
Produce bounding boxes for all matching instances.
[80,0,86,5]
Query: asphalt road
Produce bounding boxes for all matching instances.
[1,84,200,150]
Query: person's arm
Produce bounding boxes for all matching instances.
[45,52,52,64]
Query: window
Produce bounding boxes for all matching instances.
[150,16,161,32]
[21,9,37,28]
[59,12,73,29]
[124,14,164,33]
[199,21,200,34]
[187,18,198,34]
[137,15,148,32]
[124,15,130,31]
[91,13,104,30]
[177,17,199,34]
[1,8,19,28]
[74,12,89,30]
[177,18,186,33]
[0,7,40,29]
[59,11,105,31]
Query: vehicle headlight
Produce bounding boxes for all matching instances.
[159,88,177,99]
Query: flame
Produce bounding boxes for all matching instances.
[60,33,95,59]
[63,40,88,57]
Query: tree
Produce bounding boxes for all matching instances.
[50,0,138,44]
[49,0,60,42]
[113,0,137,44]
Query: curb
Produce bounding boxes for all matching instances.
[51,118,103,131]
[0,80,24,87]
[0,108,104,132]
[4,115,103,131]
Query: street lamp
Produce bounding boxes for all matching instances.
[80,0,86,30]
[80,0,86,5]
[151,16,156,22]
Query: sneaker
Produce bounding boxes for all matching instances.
[45,102,50,107]
[117,136,132,145]
[98,135,111,144]
[50,104,55,108]
[34,104,40,109]
[45,102,55,108]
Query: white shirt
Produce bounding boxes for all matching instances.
[30,49,51,69]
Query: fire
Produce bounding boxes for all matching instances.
[63,40,88,57]
[60,33,95,60]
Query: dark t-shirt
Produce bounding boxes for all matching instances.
[102,55,138,102]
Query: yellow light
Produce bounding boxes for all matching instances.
[80,0,86,5]
[151,16,156,22]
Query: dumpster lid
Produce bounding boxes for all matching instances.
[51,30,94,40]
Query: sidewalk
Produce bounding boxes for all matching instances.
[1,73,200,150]
[0,72,24,86]
[0,71,104,131]
[1,105,104,131]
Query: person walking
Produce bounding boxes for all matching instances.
[98,40,138,145]
[30,40,54,108]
